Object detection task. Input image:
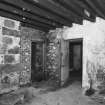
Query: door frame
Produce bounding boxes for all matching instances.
[69,38,83,84]
[31,40,45,82]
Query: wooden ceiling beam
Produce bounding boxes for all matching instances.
[21,22,48,32]
[52,0,84,19]
[54,0,84,17]
[0,1,62,28]
[55,0,96,22]
[22,17,56,29]
[68,0,96,22]
[0,0,63,27]
[71,0,96,15]
[0,9,50,32]
[27,0,83,24]
[84,0,105,18]
[26,11,63,27]
[0,2,57,29]
[93,0,105,17]
[2,0,72,27]
[0,0,101,28]
[24,0,74,25]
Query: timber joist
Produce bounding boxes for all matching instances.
[0,0,105,31]
[0,9,50,32]
[0,0,72,28]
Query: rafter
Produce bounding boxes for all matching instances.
[21,22,48,32]
[82,0,105,18]
[0,1,63,28]
[0,9,50,31]
[0,0,104,31]
[71,0,96,15]
[54,0,84,17]
[1,0,72,27]
[26,0,83,24]
[54,0,96,22]
[0,0,62,26]
[93,0,105,17]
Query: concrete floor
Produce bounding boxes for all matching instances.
[0,81,104,105]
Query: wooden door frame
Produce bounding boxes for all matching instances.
[69,38,83,70]
[69,38,83,84]
[31,40,45,82]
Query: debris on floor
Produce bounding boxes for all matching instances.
[0,81,104,105]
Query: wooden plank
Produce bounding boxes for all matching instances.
[0,9,50,31]
[55,0,84,17]
[24,0,74,25]
[0,1,63,27]
[94,0,105,16]
[0,2,62,28]
[60,39,69,86]
[27,0,83,24]
[0,3,56,29]
[2,0,72,27]
[84,0,105,18]
[71,0,96,15]
[67,0,97,22]
[56,0,96,22]
[23,17,56,29]
[21,22,49,32]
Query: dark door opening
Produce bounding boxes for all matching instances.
[69,39,83,82]
[31,41,44,82]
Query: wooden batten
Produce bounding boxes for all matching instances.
[0,0,105,30]
[0,9,50,31]
[2,0,72,27]
[57,0,96,22]
[27,0,83,24]
[21,22,49,32]
[85,0,105,19]
[0,1,62,28]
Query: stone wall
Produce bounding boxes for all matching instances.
[20,27,45,83]
[46,17,105,90]
[46,29,61,86]
[62,17,105,90]
[0,16,21,93]
[0,16,45,93]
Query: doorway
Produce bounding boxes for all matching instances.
[31,41,44,82]
[69,39,83,82]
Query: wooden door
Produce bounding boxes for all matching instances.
[60,39,69,85]
[31,42,44,82]
[69,42,82,71]
[69,40,83,82]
